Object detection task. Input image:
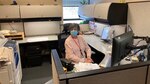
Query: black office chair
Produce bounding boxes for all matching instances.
[58,23,81,58]
[57,23,74,71]
[58,33,69,58]
[57,23,72,58]
[58,23,104,70]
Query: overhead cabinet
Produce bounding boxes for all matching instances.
[78,3,128,25]
[20,5,62,18]
[0,5,62,22]
[0,5,20,19]
[94,3,111,20]
[78,4,95,19]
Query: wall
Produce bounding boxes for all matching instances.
[69,66,147,84]
[24,21,61,36]
[0,0,62,5]
[147,65,150,84]
[127,1,150,36]
[0,22,24,32]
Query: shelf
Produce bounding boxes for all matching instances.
[4,32,24,40]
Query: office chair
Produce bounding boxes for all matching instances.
[57,23,74,71]
[58,33,69,58]
[58,23,72,58]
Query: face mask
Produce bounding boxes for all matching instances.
[70,30,78,37]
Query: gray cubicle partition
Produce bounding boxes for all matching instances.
[51,49,150,84]
[147,66,150,84]
[69,67,146,84]
[24,21,60,37]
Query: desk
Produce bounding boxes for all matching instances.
[17,35,58,44]
[51,49,150,84]
[17,35,58,68]
[82,35,112,67]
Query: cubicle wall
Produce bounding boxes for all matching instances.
[0,22,24,32]
[147,66,150,84]
[51,49,150,84]
[0,21,61,36]
[24,21,61,36]
[0,5,62,37]
[69,66,147,84]
[51,50,66,84]
[127,1,150,36]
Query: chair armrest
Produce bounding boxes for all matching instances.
[61,58,74,71]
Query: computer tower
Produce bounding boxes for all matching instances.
[26,55,42,67]
[25,45,43,67]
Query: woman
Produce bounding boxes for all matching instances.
[65,23,93,63]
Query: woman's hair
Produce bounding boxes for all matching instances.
[69,23,80,31]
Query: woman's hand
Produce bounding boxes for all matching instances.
[85,58,93,63]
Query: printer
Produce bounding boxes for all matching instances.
[0,38,22,84]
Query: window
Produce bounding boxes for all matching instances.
[63,7,79,19]
[63,0,89,7]
[63,0,90,20]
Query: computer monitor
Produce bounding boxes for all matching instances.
[94,22,108,37]
[101,26,110,41]
[111,31,134,66]
[89,21,96,32]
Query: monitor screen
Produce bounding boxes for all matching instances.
[101,26,110,41]
[89,21,96,32]
[94,22,108,37]
[111,31,134,66]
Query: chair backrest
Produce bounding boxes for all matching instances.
[58,33,70,58]
[58,23,72,58]
[58,23,80,58]
[62,23,71,35]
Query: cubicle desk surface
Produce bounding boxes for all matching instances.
[82,35,112,67]
[52,49,150,84]
[17,35,58,68]
[17,35,58,44]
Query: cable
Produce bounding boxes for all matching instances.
[8,23,18,34]
[127,25,133,32]
[8,23,15,30]
[135,39,145,46]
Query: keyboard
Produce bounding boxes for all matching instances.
[83,31,94,35]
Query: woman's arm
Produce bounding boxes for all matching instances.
[65,42,84,63]
[82,37,92,58]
